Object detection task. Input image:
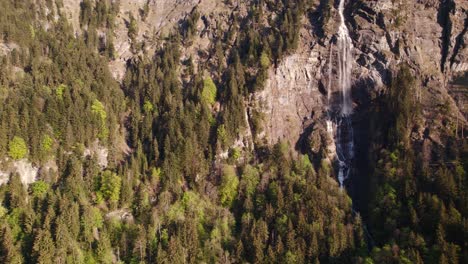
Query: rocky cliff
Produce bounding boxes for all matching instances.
[32,0,467,185]
[57,0,467,168]
[246,0,467,179]
[0,0,466,262]
[62,0,234,80]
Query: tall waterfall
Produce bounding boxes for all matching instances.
[329,0,354,188]
[337,0,353,116]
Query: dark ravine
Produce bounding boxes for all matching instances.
[439,0,455,72]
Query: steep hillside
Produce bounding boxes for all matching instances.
[0,0,466,263]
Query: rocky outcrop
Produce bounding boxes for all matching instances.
[59,0,466,155]
[253,29,327,148]
[250,0,467,154]
[349,0,467,127]
[84,140,109,168]
[106,208,134,223]
[61,0,231,80]
[118,0,229,81]
[0,159,38,186]
[449,0,468,73]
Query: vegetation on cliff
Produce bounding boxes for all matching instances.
[0,0,466,263]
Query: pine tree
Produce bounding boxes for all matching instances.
[33,229,55,264]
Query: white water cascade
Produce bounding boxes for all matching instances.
[328,0,355,188]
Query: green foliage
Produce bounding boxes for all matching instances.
[91,99,107,121]
[228,147,241,161]
[30,181,49,198]
[202,77,217,105]
[260,51,271,69]
[0,205,6,218]
[151,167,161,183]
[141,3,150,21]
[8,136,27,160]
[91,99,109,140]
[388,64,417,147]
[389,150,399,164]
[361,63,468,264]
[90,207,104,229]
[29,24,35,39]
[143,100,154,113]
[33,229,55,263]
[128,13,138,40]
[240,165,259,197]
[219,165,239,207]
[182,8,200,41]
[55,84,67,100]
[40,135,54,157]
[1,1,464,263]
[98,170,121,203]
[217,124,227,146]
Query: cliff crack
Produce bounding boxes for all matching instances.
[438,0,455,72]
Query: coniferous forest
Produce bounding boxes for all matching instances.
[0,0,466,263]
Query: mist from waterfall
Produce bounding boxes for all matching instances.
[328,0,355,188]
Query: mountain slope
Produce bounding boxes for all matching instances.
[0,0,466,263]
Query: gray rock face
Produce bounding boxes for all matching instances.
[252,0,467,154]
[350,0,467,138]
[62,0,230,81]
[60,0,466,153]
[449,1,468,72]
[254,37,326,147]
[0,159,38,186]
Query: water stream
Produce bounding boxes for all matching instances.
[327,0,375,249]
[328,0,355,188]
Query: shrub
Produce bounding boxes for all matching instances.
[202,77,217,105]
[260,51,271,69]
[55,84,67,100]
[143,100,154,113]
[40,135,53,153]
[30,180,49,198]
[99,170,121,203]
[219,165,239,207]
[229,148,241,161]
[91,99,109,140]
[8,136,27,160]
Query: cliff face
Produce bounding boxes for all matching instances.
[56,0,467,161]
[62,0,232,80]
[348,0,467,152]
[57,0,467,160]
[254,0,467,152]
[0,1,465,261]
[253,32,326,148]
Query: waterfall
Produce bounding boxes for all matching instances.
[337,0,353,116]
[326,44,334,135]
[329,0,354,188]
[328,2,375,248]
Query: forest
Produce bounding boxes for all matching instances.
[0,0,466,263]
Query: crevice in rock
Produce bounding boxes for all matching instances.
[438,0,455,72]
